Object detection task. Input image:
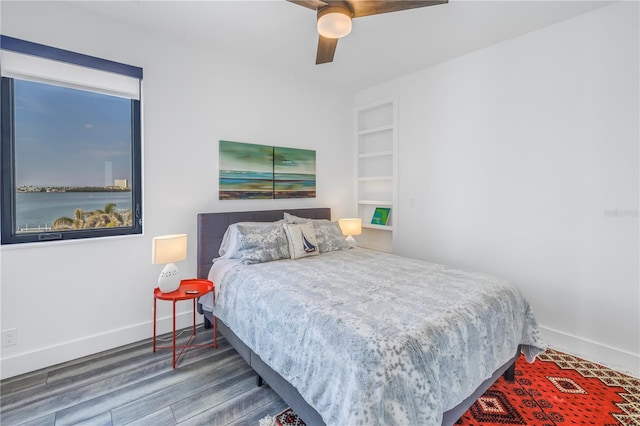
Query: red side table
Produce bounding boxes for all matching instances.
[153,278,217,368]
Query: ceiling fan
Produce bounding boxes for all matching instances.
[287,0,448,64]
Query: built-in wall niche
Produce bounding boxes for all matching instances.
[354,98,397,252]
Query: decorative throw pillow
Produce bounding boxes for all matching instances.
[283,222,320,260]
[234,223,290,264]
[283,212,312,224]
[283,213,349,253]
[314,221,349,252]
[217,220,285,259]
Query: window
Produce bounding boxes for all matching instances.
[1,36,142,244]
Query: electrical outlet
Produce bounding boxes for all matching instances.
[2,329,17,347]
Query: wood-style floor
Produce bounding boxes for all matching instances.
[0,328,288,426]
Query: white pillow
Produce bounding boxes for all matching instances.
[283,222,320,260]
[218,224,239,257]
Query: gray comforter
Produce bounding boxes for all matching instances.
[212,248,546,425]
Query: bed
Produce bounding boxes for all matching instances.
[196,208,545,425]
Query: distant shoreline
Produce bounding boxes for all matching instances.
[15,191,133,232]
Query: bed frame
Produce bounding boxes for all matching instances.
[197,208,518,426]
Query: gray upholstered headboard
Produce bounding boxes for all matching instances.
[196,208,331,279]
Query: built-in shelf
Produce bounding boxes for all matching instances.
[358,199,392,205]
[358,124,393,135]
[359,150,393,159]
[358,176,393,182]
[362,224,393,231]
[355,97,397,252]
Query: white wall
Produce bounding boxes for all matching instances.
[0,1,353,379]
[356,2,639,375]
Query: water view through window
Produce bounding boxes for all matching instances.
[13,79,133,233]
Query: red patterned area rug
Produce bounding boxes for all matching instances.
[259,349,640,425]
[458,349,639,425]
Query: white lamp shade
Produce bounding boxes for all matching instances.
[317,8,352,39]
[152,234,187,264]
[338,218,362,236]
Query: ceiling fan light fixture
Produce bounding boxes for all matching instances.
[317,6,352,39]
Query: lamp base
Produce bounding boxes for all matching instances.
[158,263,181,293]
[345,235,358,248]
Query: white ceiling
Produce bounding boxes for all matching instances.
[71,0,614,92]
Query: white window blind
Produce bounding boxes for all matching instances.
[0,49,140,100]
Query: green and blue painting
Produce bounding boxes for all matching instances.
[219,141,316,200]
[219,140,274,200]
[274,146,316,199]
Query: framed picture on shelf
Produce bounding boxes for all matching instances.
[371,207,391,226]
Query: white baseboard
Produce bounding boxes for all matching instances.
[0,312,200,380]
[540,325,639,377]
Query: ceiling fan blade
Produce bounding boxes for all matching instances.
[316,35,338,64]
[287,0,328,11]
[349,0,447,18]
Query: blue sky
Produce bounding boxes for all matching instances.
[14,79,132,187]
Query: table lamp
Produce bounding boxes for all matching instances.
[338,218,362,247]
[152,234,187,293]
